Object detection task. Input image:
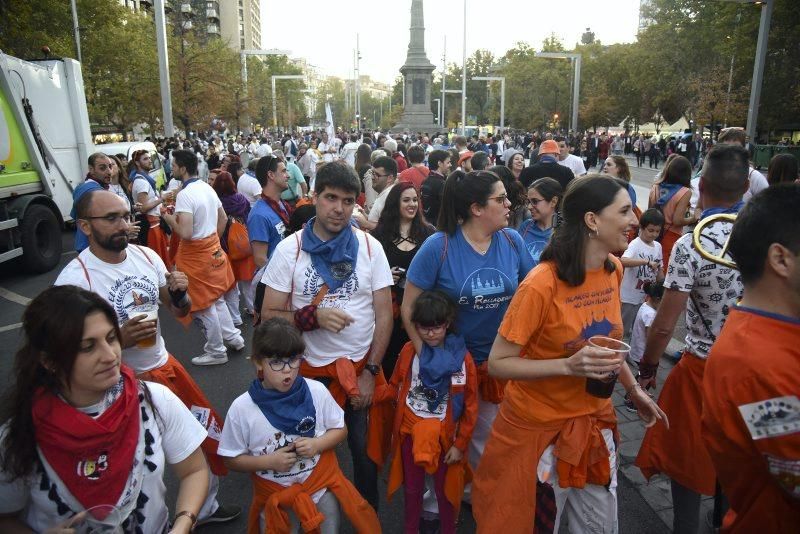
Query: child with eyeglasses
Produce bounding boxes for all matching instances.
[377,290,478,534]
[217,318,379,533]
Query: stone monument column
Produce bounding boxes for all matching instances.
[392,0,439,133]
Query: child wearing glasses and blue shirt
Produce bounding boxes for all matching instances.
[376,291,478,534]
[218,318,379,533]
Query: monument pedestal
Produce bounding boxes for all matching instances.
[392,0,440,134]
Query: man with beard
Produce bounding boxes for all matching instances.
[55,190,241,526]
[130,149,170,265]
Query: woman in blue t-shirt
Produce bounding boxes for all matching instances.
[517,177,563,267]
[402,169,534,473]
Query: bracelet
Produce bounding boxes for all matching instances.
[173,511,197,530]
[638,361,659,380]
[294,304,320,331]
[625,382,642,396]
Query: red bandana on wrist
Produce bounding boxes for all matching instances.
[260,193,293,227]
[32,365,140,519]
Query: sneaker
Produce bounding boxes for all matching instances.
[197,503,242,526]
[191,353,229,366]
[224,336,245,352]
[419,517,440,534]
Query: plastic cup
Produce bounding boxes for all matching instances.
[70,504,124,534]
[584,336,630,399]
[131,303,158,348]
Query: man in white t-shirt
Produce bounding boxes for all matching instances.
[162,150,244,366]
[356,155,397,232]
[556,136,587,177]
[340,134,360,168]
[260,160,394,508]
[318,132,337,164]
[54,190,241,525]
[237,158,263,207]
[129,149,171,265]
[256,137,273,158]
[717,127,768,201]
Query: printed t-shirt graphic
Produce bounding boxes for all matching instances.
[407,227,534,364]
[261,230,393,367]
[406,355,467,420]
[665,230,743,358]
[218,379,344,503]
[517,219,553,266]
[620,237,662,305]
[499,258,624,425]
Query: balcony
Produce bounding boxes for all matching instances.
[180,2,192,14]
[181,20,193,30]
[207,24,220,35]
[206,8,219,20]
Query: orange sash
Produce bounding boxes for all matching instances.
[137,354,227,476]
[300,357,392,467]
[636,350,716,495]
[174,234,235,324]
[145,215,171,267]
[246,450,380,534]
[473,402,617,531]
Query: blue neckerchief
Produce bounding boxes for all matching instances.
[700,200,745,221]
[301,217,359,291]
[418,334,467,412]
[129,169,157,192]
[182,177,200,188]
[245,170,256,179]
[247,377,316,438]
[655,183,683,207]
[539,155,557,164]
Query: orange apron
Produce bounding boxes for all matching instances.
[379,343,478,512]
[138,354,227,476]
[145,215,171,267]
[300,357,392,467]
[473,402,617,532]
[636,350,716,495]
[247,450,381,534]
[174,234,235,325]
[231,255,257,282]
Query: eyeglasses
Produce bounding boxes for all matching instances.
[372,171,390,179]
[526,197,547,207]
[415,323,448,335]
[265,356,303,371]
[83,213,132,224]
[488,194,509,204]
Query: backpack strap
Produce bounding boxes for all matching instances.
[75,256,92,291]
[134,245,155,266]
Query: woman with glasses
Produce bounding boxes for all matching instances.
[473,175,667,531]
[490,165,528,229]
[0,285,209,533]
[372,182,435,377]
[518,177,563,266]
[402,170,534,483]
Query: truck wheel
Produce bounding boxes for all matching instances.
[20,204,62,273]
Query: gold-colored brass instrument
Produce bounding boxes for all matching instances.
[692,213,737,269]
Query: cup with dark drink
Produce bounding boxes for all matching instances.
[584,335,629,399]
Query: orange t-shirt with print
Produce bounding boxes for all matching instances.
[500,257,624,425]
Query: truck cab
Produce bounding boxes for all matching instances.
[0,52,94,272]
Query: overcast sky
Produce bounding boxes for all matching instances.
[261,0,643,84]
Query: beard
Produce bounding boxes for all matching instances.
[97,231,129,252]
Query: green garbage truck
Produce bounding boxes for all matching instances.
[0,51,94,272]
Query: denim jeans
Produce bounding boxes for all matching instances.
[344,403,379,509]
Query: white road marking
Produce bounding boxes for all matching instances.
[0,323,22,333]
[0,287,32,306]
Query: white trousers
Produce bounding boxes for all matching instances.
[541,428,619,534]
[223,286,242,325]
[192,297,242,356]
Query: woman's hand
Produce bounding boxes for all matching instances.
[629,385,669,429]
[564,345,622,379]
[43,512,87,534]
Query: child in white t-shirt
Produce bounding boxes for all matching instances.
[620,209,664,339]
[625,280,664,412]
[218,318,379,533]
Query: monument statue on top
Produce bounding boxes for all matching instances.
[391,0,440,134]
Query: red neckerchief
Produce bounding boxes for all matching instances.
[32,366,139,519]
[260,193,293,226]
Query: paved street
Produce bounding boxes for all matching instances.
[0,220,690,533]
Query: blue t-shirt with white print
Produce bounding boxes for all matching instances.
[407,226,533,364]
[517,219,553,267]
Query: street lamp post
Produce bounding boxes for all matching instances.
[535,52,582,133]
[471,76,505,134]
[433,98,441,126]
[153,0,174,137]
[272,75,306,130]
[461,0,467,135]
[240,49,291,134]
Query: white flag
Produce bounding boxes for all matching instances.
[325,103,335,142]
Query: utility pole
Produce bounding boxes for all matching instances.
[441,36,446,128]
[153,0,174,137]
[356,34,362,129]
[69,0,82,63]
[461,0,467,135]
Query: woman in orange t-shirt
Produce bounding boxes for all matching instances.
[473,175,668,532]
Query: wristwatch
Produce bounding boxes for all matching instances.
[364,363,380,376]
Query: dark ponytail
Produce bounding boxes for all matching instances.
[437,170,500,235]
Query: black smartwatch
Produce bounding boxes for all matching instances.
[364,363,380,376]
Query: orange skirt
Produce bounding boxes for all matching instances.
[659,229,682,275]
[175,234,235,319]
[145,215,171,268]
[635,351,716,495]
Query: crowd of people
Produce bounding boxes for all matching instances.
[0,123,797,533]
